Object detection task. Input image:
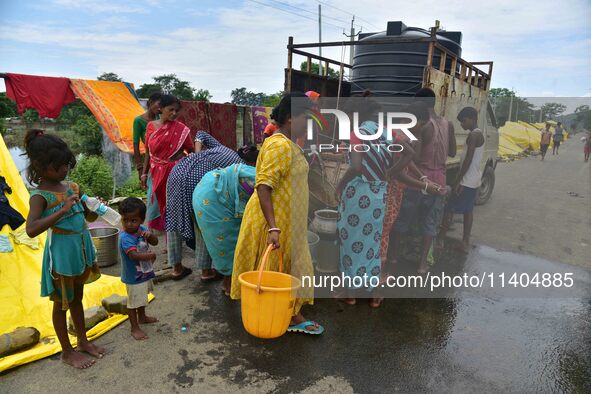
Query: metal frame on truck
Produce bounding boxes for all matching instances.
[285,24,499,206]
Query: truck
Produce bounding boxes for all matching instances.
[284,21,499,209]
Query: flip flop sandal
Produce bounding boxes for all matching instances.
[287,321,325,335]
[172,267,193,281]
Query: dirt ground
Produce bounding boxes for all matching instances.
[1,138,590,393]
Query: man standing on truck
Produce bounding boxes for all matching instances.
[438,107,484,254]
[552,122,564,155]
[391,88,456,274]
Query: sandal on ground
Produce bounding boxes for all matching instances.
[172,267,193,281]
[287,321,325,335]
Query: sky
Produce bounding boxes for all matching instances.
[1,0,590,105]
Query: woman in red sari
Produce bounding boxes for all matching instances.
[141,94,194,279]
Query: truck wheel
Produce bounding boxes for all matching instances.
[475,166,495,205]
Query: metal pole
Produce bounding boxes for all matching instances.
[508,94,514,122]
[349,16,355,79]
[318,4,322,77]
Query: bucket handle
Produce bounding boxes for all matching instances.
[256,244,284,294]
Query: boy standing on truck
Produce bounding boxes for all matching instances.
[391,88,456,274]
[438,107,484,254]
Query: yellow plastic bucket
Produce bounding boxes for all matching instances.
[238,245,301,339]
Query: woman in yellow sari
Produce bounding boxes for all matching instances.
[231,93,323,335]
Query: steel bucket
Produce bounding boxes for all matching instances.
[89,227,120,267]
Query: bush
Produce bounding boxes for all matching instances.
[116,170,145,198]
[72,115,102,156]
[70,156,113,199]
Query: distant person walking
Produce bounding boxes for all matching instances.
[584,134,591,162]
[540,123,552,161]
[552,122,564,155]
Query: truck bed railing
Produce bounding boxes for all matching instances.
[286,25,493,93]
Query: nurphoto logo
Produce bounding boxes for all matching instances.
[306,108,418,152]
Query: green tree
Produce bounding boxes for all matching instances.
[72,115,102,155]
[97,72,122,82]
[0,92,17,117]
[300,61,339,78]
[136,74,204,100]
[57,100,92,129]
[153,74,194,99]
[23,109,39,126]
[136,83,162,98]
[489,88,535,124]
[541,102,567,121]
[231,87,265,106]
[262,91,284,107]
[70,156,113,200]
[194,88,212,102]
[574,105,590,129]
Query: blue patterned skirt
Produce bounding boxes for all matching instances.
[337,176,386,290]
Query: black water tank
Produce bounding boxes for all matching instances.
[351,21,462,97]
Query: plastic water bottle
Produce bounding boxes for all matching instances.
[80,195,121,226]
[137,236,153,274]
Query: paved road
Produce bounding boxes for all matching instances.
[2,139,590,393]
[469,137,590,268]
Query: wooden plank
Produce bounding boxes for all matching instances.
[287,37,293,93]
[291,48,352,69]
[460,62,467,81]
[306,57,312,73]
[426,41,434,68]
[290,37,433,49]
[450,56,458,78]
[439,51,447,72]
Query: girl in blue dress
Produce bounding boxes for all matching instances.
[24,129,105,369]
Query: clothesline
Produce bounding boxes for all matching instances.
[0,72,275,153]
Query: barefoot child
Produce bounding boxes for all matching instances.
[24,129,105,369]
[584,134,591,162]
[438,107,484,253]
[118,197,159,340]
[540,124,552,161]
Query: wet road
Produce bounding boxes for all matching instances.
[2,244,590,393]
[2,140,590,393]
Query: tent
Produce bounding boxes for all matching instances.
[0,135,136,372]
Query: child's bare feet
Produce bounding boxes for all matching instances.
[77,341,105,359]
[139,315,158,324]
[61,349,95,369]
[131,327,148,340]
[369,297,383,308]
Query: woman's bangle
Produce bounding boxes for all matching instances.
[140,174,148,179]
[419,175,428,181]
[268,228,281,233]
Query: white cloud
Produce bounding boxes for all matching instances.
[49,0,147,14]
[1,0,590,100]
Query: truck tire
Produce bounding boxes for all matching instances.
[475,166,495,206]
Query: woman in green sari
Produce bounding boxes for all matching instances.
[193,145,259,295]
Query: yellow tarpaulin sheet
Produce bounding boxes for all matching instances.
[498,133,526,157]
[518,121,542,151]
[0,135,138,373]
[70,79,144,154]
